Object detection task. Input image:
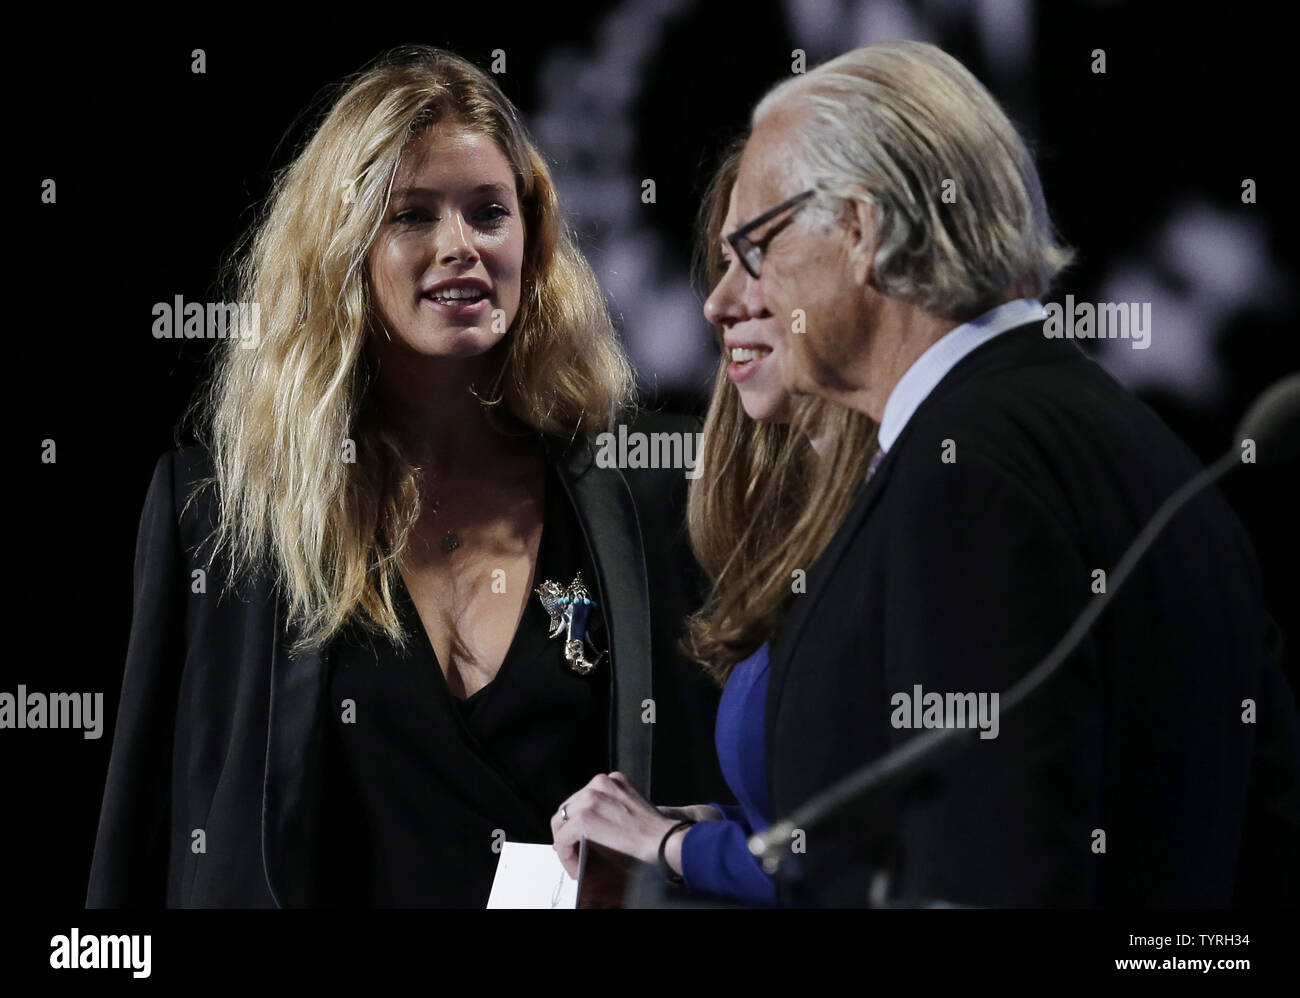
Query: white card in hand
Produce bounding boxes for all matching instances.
[486,840,586,909]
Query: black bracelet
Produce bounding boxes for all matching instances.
[658,819,697,886]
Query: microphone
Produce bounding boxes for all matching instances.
[748,372,1300,886]
[1237,372,1300,467]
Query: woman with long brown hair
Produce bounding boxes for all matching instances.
[550,140,878,905]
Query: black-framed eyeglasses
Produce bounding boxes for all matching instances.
[725,189,815,279]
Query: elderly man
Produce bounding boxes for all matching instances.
[718,40,1299,906]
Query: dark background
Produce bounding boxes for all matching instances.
[14,0,1298,909]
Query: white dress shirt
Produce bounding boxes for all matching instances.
[875,297,1047,455]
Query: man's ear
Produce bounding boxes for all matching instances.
[842,190,877,289]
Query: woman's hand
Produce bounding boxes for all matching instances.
[658,803,724,823]
[551,771,688,879]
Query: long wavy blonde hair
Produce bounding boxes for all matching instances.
[684,140,879,684]
[181,45,634,653]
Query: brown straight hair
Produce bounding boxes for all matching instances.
[683,140,879,684]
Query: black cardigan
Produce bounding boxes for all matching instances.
[86,414,727,907]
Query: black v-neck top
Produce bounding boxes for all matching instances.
[314,461,611,907]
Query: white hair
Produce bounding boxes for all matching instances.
[752,40,1073,320]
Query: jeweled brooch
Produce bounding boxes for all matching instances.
[534,571,606,675]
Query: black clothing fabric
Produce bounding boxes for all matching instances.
[316,462,610,906]
[765,321,1300,907]
[86,419,728,908]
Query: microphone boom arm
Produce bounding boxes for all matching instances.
[749,448,1243,875]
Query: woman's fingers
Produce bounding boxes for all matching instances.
[551,771,671,872]
[604,770,650,809]
[551,772,610,835]
[554,833,582,879]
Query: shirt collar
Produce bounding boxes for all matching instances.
[876,298,1046,453]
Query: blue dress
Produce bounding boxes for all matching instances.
[678,642,777,905]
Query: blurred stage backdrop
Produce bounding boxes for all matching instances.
[16,0,1298,905]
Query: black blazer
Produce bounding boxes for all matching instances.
[86,413,726,908]
[766,321,1300,907]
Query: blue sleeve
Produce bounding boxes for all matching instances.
[679,806,777,906]
[710,802,748,827]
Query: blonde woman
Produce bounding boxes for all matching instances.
[550,141,878,905]
[86,45,724,908]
